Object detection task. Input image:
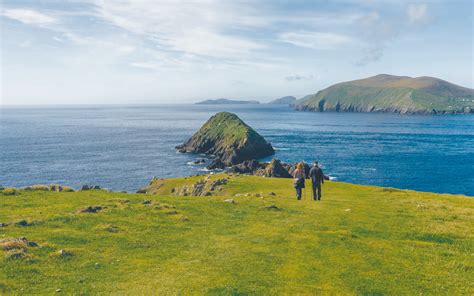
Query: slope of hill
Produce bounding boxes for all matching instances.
[196,98,260,104]
[293,74,474,114]
[268,96,296,105]
[1,175,473,294]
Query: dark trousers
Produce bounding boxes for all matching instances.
[312,182,322,200]
[296,187,302,200]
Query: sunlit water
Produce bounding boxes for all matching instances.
[1,104,473,195]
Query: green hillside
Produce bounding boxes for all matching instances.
[1,175,473,294]
[293,74,474,114]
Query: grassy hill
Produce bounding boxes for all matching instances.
[293,74,474,114]
[1,175,473,294]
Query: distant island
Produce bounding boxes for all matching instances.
[196,98,260,105]
[292,74,474,114]
[268,96,296,105]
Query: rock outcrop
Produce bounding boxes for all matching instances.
[229,159,265,174]
[144,175,229,197]
[176,112,274,168]
[257,159,292,178]
[229,159,329,180]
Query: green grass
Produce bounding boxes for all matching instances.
[1,174,473,294]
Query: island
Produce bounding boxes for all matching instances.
[176,112,274,169]
[268,96,296,105]
[196,98,260,105]
[292,74,474,114]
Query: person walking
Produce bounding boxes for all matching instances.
[293,162,306,200]
[309,161,324,201]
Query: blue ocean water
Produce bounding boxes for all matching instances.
[1,104,473,195]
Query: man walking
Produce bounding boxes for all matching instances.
[309,161,324,201]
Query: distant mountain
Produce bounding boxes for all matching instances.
[268,96,296,105]
[196,98,260,105]
[292,74,474,114]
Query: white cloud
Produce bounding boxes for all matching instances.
[357,11,380,26]
[167,28,263,58]
[91,1,266,60]
[2,9,56,25]
[279,31,354,50]
[407,4,428,23]
[285,74,315,82]
[19,39,32,47]
[355,47,384,66]
[130,62,160,70]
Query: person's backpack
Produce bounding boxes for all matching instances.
[293,176,304,189]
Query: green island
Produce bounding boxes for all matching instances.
[1,174,473,294]
[293,74,474,114]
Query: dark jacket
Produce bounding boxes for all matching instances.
[309,166,324,184]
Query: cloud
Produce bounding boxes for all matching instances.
[357,11,380,26]
[90,1,266,60]
[407,4,428,23]
[2,9,56,25]
[130,62,160,70]
[355,47,384,66]
[166,28,263,58]
[279,31,354,50]
[285,74,314,82]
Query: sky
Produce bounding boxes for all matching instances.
[0,0,473,105]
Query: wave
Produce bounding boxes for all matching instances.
[274,147,291,151]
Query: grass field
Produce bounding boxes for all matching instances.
[1,174,473,294]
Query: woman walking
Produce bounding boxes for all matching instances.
[293,162,306,200]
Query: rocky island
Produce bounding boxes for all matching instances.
[196,98,260,105]
[292,74,474,114]
[176,112,274,169]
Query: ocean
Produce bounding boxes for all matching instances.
[1,104,473,195]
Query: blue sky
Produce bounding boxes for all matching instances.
[1,0,473,105]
